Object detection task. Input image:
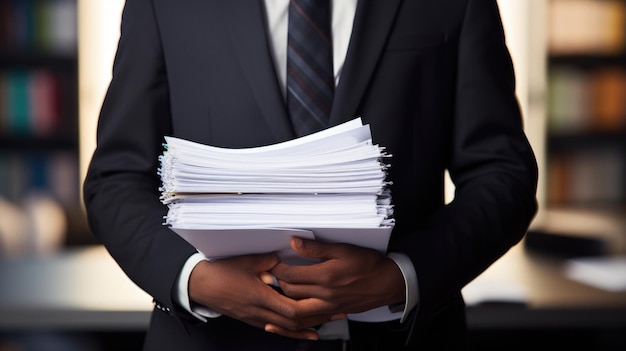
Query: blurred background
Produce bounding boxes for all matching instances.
[0,0,625,350]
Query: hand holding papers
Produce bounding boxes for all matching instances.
[158,118,400,321]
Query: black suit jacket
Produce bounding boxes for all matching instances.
[84,0,538,349]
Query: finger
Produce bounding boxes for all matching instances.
[253,253,281,273]
[291,297,339,316]
[261,286,339,322]
[271,238,338,285]
[265,324,319,341]
[291,237,336,260]
[256,298,339,332]
[272,263,323,286]
[279,282,328,300]
[250,286,348,334]
[264,309,347,340]
[272,255,338,286]
[244,286,310,330]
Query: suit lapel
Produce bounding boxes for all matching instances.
[216,0,403,138]
[330,0,403,126]
[219,0,295,141]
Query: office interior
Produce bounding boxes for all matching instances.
[0,0,625,350]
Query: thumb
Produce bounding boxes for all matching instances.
[290,237,332,260]
[254,252,281,272]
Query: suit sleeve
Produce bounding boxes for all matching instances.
[389,0,538,316]
[82,0,197,319]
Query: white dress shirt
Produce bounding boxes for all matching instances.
[174,0,419,340]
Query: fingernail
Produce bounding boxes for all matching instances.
[293,237,303,248]
[264,325,276,333]
[260,272,275,285]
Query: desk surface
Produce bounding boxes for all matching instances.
[463,243,626,329]
[1,241,625,331]
[0,246,152,330]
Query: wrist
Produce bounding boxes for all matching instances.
[189,260,213,305]
[383,256,406,306]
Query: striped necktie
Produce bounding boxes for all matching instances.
[286,0,334,136]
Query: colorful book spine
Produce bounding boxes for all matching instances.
[0,151,78,205]
[548,151,625,205]
[548,68,626,134]
[0,0,77,54]
[0,68,61,137]
[5,69,31,136]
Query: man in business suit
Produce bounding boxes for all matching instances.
[83,0,538,350]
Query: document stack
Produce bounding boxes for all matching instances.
[158,118,394,260]
[158,118,401,321]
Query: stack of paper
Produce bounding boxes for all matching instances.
[158,117,394,257]
[160,118,393,248]
[163,193,392,229]
[159,117,393,231]
[158,118,400,321]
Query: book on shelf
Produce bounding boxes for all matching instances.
[549,0,626,55]
[590,68,626,130]
[0,0,77,54]
[0,151,79,207]
[548,150,625,205]
[0,68,62,137]
[548,67,626,134]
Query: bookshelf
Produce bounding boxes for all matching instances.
[546,0,626,209]
[0,0,85,254]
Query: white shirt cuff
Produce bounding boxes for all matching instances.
[387,252,419,323]
[174,252,221,321]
